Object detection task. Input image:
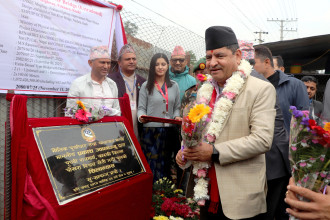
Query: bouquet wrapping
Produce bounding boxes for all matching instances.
[181,102,211,205]
[65,101,119,123]
[289,106,330,219]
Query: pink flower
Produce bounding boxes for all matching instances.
[223,92,236,100]
[299,162,307,167]
[75,109,90,123]
[291,146,297,151]
[320,157,325,162]
[301,139,307,143]
[303,176,309,182]
[196,74,207,82]
[312,139,319,144]
[309,158,316,163]
[197,199,205,206]
[206,134,215,143]
[301,110,309,117]
[197,169,207,178]
[320,172,326,178]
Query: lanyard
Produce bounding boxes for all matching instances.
[155,81,168,112]
[120,71,136,98]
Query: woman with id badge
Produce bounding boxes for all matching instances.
[138,53,181,182]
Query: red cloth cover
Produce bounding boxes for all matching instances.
[119,93,133,128]
[9,95,28,220]
[22,172,59,220]
[9,94,153,220]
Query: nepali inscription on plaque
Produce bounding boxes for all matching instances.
[33,122,145,205]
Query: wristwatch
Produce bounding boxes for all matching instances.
[211,145,220,163]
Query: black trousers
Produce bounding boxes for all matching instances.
[200,200,266,220]
[266,176,290,220]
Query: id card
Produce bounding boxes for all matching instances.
[130,100,136,111]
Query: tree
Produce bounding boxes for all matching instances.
[186,50,197,66]
[124,21,138,37]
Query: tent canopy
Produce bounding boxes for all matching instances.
[261,34,330,72]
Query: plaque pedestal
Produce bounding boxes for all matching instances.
[8,94,153,220]
[26,116,153,220]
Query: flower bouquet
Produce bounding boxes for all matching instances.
[289,106,330,219]
[196,74,207,83]
[65,100,117,123]
[181,102,211,205]
[151,177,200,220]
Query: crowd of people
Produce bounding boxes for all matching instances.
[66,26,330,219]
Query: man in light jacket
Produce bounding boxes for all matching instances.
[66,45,120,116]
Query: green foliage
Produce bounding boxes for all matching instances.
[124,21,138,36]
[186,50,197,66]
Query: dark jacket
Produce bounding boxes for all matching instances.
[276,71,309,132]
[251,70,290,180]
[108,71,146,102]
[310,99,323,121]
[108,71,146,135]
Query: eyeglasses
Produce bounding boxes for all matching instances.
[171,58,185,63]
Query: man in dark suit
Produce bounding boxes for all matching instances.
[239,40,290,220]
[301,76,323,121]
[108,44,146,139]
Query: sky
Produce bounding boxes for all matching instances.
[114,0,330,44]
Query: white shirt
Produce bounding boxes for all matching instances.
[91,79,115,108]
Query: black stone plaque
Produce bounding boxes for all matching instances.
[33,122,145,205]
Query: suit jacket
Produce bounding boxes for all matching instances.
[108,71,146,136]
[209,75,276,219]
[108,71,146,102]
[250,70,290,180]
[312,99,323,118]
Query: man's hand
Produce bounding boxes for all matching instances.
[285,177,330,219]
[174,116,182,121]
[182,142,213,162]
[175,149,187,167]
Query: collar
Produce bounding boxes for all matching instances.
[120,71,136,79]
[210,79,223,101]
[169,66,189,78]
[87,73,109,85]
[277,70,291,85]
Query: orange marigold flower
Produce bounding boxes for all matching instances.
[76,100,86,111]
[324,122,330,132]
[188,104,211,123]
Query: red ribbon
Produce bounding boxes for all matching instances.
[155,82,168,112]
[208,88,220,214]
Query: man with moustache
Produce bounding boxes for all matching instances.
[67,45,120,115]
[176,26,276,219]
[169,45,196,101]
[109,44,146,138]
[301,76,323,121]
